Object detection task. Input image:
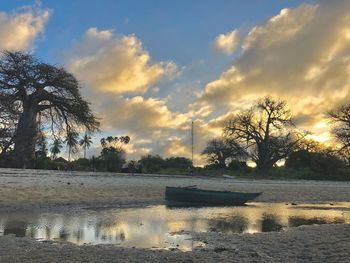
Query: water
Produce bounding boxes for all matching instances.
[0,202,349,251]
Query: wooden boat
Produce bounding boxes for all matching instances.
[165,186,261,206]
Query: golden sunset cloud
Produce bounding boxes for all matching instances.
[213,29,240,55]
[61,1,350,164]
[0,5,50,50]
[200,1,350,143]
[66,28,177,95]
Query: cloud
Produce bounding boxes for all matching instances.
[0,4,51,50]
[64,1,350,164]
[63,28,195,162]
[103,96,189,137]
[199,1,350,139]
[87,93,215,165]
[66,28,177,94]
[213,29,240,55]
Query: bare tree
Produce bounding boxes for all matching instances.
[202,138,247,168]
[329,105,350,155]
[224,97,305,175]
[0,51,99,168]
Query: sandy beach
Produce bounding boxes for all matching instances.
[0,168,350,262]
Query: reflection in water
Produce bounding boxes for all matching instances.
[0,202,349,251]
[59,228,70,241]
[261,214,284,232]
[209,215,248,233]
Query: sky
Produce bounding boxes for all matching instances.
[2,0,350,165]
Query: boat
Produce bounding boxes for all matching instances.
[165,186,262,206]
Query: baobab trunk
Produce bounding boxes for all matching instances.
[256,162,271,176]
[13,105,38,168]
[256,149,272,176]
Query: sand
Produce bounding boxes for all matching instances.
[0,168,350,262]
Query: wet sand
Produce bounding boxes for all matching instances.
[0,168,350,262]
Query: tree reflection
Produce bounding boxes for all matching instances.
[73,228,84,243]
[59,228,70,241]
[261,214,284,232]
[209,215,248,233]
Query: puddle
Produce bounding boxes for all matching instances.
[0,202,349,251]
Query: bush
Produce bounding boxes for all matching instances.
[285,150,315,169]
[71,158,91,171]
[99,152,125,172]
[164,157,192,170]
[285,149,350,179]
[310,152,346,179]
[34,158,60,170]
[139,155,165,173]
[227,161,248,171]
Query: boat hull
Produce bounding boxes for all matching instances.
[165,186,261,206]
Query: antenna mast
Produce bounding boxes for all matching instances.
[191,120,194,166]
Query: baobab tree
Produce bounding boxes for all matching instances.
[79,133,92,159]
[329,104,350,155]
[0,51,99,168]
[0,105,16,156]
[224,97,305,175]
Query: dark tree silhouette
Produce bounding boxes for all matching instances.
[99,136,130,172]
[35,131,48,158]
[0,96,18,156]
[65,130,79,162]
[50,139,62,159]
[224,97,305,176]
[285,138,324,170]
[139,155,165,173]
[100,136,130,155]
[202,138,247,168]
[329,105,350,154]
[164,157,193,170]
[0,51,99,167]
[79,133,93,159]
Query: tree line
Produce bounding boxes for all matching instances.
[201,97,350,179]
[0,50,350,179]
[0,50,193,173]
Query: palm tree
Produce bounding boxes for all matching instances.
[50,139,63,159]
[65,131,79,162]
[79,133,92,159]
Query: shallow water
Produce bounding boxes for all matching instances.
[0,202,349,251]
